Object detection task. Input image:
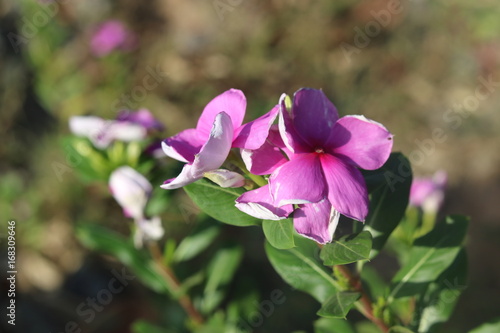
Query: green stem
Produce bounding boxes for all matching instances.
[148,243,204,325]
[336,265,390,333]
[415,210,437,238]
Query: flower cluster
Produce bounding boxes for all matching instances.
[161,88,393,243]
[69,109,163,149]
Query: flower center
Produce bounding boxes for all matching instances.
[314,147,324,154]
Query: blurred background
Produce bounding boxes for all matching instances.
[1,0,499,332]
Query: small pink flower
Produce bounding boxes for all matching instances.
[90,20,136,57]
[109,166,164,247]
[109,166,152,219]
[69,109,162,149]
[160,89,278,189]
[410,171,447,213]
[236,88,393,243]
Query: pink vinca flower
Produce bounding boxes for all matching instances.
[161,89,278,189]
[69,109,162,149]
[236,88,393,244]
[90,20,136,57]
[409,170,447,213]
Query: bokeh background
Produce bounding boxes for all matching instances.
[1,0,499,332]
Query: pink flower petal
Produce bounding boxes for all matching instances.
[235,185,293,220]
[278,95,311,154]
[109,166,152,220]
[117,108,164,130]
[409,170,447,212]
[160,163,200,189]
[90,20,133,57]
[294,200,340,244]
[241,126,289,175]
[161,112,233,189]
[162,128,204,163]
[196,89,246,138]
[69,116,106,137]
[292,88,339,148]
[233,105,279,149]
[328,115,393,170]
[320,154,369,221]
[204,169,245,188]
[269,153,326,206]
[108,122,147,142]
[69,116,147,148]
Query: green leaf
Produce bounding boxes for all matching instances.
[355,321,381,333]
[416,249,467,333]
[469,318,500,333]
[389,215,469,301]
[320,231,372,265]
[388,326,415,333]
[184,179,260,226]
[263,219,295,249]
[193,311,240,333]
[202,243,243,313]
[317,292,360,318]
[174,223,221,262]
[360,265,388,300]
[314,318,356,333]
[205,244,243,293]
[362,153,412,258]
[265,236,338,303]
[76,224,171,294]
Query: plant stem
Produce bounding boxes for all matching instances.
[336,265,389,333]
[148,243,204,325]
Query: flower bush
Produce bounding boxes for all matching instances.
[68,88,472,333]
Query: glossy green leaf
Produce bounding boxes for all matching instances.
[184,179,260,226]
[362,153,412,258]
[263,218,295,249]
[389,215,469,301]
[416,249,467,333]
[468,318,500,333]
[317,292,360,318]
[314,318,356,333]
[76,224,171,294]
[388,326,415,333]
[320,231,372,265]
[265,236,339,303]
[174,223,221,262]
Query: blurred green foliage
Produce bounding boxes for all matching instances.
[1,0,500,332]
